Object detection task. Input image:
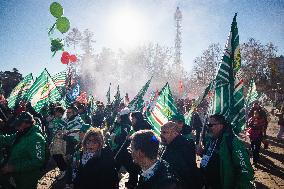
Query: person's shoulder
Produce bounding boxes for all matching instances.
[154,160,180,188]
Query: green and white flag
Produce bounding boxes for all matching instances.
[208,13,245,134]
[7,73,33,109]
[128,77,152,111]
[246,79,259,107]
[25,69,61,112]
[52,70,66,88]
[146,83,178,135]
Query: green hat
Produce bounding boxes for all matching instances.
[80,124,92,133]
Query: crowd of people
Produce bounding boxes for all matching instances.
[0,98,283,189]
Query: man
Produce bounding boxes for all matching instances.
[197,114,255,189]
[0,112,46,189]
[170,113,193,140]
[160,121,200,189]
[49,106,68,180]
[190,107,203,144]
[129,130,180,189]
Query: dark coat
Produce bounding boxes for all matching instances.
[136,160,181,189]
[73,147,119,189]
[190,112,202,132]
[161,135,201,189]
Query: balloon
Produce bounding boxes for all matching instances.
[69,55,77,62]
[61,52,70,64]
[56,17,70,34]
[50,2,63,18]
[51,38,64,56]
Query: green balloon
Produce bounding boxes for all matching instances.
[50,2,63,18]
[56,17,70,34]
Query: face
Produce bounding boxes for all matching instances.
[66,109,74,119]
[160,126,176,145]
[85,136,100,153]
[207,117,224,138]
[253,111,260,118]
[129,141,141,165]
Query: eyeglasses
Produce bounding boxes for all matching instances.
[206,123,219,128]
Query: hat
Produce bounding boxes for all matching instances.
[119,107,130,116]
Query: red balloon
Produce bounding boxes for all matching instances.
[69,54,77,62]
[62,51,70,58]
[61,56,69,64]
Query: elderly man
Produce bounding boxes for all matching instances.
[129,130,180,189]
[0,112,46,189]
[197,114,255,189]
[160,121,200,189]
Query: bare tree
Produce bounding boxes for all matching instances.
[65,27,83,50]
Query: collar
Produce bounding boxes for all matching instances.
[141,161,158,180]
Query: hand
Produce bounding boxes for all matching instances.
[1,164,15,174]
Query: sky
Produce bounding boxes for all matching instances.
[0,0,283,77]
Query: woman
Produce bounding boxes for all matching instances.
[248,110,266,164]
[66,128,119,189]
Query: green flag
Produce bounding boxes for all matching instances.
[146,83,178,135]
[208,13,245,134]
[7,73,33,109]
[24,69,61,112]
[113,85,122,109]
[246,79,259,107]
[52,70,66,88]
[128,77,152,111]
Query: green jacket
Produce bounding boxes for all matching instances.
[205,131,255,189]
[0,126,46,189]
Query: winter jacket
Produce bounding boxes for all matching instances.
[202,129,255,189]
[71,147,119,189]
[161,135,201,189]
[248,117,265,140]
[0,126,46,189]
[136,160,181,189]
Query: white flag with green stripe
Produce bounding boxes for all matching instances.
[246,79,259,106]
[209,13,245,134]
[7,73,33,109]
[146,83,178,134]
[24,69,61,112]
[52,70,66,88]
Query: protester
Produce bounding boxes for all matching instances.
[49,106,68,180]
[197,114,254,189]
[190,107,203,144]
[248,110,266,164]
[0,112,46,189]
[276,106,284,139]
[130,111,152,131]
[66,128,119,189]
[160,121,200,188]
[129,130,181,189]
[170,113,193,140]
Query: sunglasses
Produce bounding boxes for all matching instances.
[206,123,219,128]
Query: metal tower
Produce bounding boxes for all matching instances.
[174,6,182,71]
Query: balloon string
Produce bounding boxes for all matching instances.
[48,23,56,36]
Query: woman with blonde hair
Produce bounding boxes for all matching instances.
[66,128,119,189]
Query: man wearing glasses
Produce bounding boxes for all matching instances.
[197,114,255,189]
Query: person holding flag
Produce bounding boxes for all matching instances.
[197,114,254,189]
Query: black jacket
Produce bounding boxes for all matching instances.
[136,160,181,189]
[161,135,201,189]
[73,147,119,189]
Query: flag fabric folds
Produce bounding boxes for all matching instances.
[7,73,33,109]
[51,70,66,88]
[246,79,259,107]
[24,69,61,112]
[208,14,245,134]
[128,77,152,111]
[146,83,179,134]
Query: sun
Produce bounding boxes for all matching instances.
[108,7,148,48]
